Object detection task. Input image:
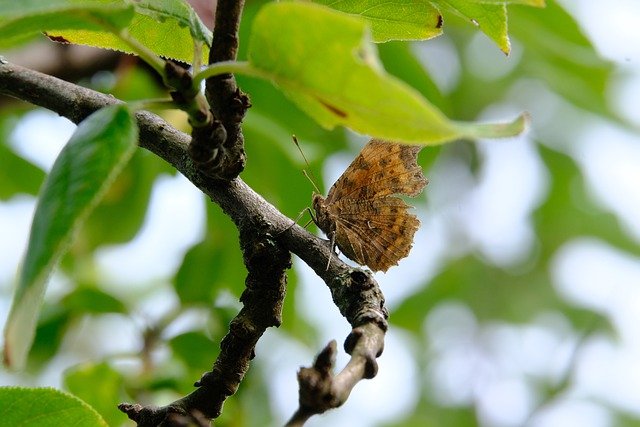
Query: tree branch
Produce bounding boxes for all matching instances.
[189,0,249,179]
[0,61,387,425]
[120,227,290,424]
[286,322,386,426]
[207,0,244,106]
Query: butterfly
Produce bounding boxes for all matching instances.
[312,139,427,272]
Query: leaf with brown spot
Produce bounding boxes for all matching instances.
[317,99,348,118]
[44,33,70,44]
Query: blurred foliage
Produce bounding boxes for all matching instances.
[64,362,127,427]
[1,0,639,426]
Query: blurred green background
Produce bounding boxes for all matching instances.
[1,0,640,426]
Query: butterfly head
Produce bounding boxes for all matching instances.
[311,193,332,234]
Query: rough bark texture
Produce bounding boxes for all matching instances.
[188,0,250,179]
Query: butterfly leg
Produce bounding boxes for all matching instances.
[303,207,316,229]
[278,207,314,235]
[325,224,338,271]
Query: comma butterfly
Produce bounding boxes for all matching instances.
[312,139,427,272]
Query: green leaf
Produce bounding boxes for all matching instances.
[247,2,525,145]
[534,145,640,261]
[0,0,134,48]
[80,61,173,249]
[482,0,545,5]
[310,0,443,43]
[3,104,138,370]
[80,151,166,249]
[169,331,219,373]
[0,145,45,199]
[0,0,211,63]
[132,0,212,46]
[61,288,128,314]
[174,203,245,305]
[0,116,45,199]
[0,387,108,427]
[28,307,71,370]
[45,0,211,64]
[432,0,510,53]
[64,362,126,427]
[509,1,613,117]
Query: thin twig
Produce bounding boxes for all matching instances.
[287,322,387,425]
[206,0,245,116]
[190,0,249,179]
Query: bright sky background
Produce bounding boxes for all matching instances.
[1,1,640,426]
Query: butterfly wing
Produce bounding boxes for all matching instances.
[325,139,427,204]
[318,139,427,272]
[331,198,421,272]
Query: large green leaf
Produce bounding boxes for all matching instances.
[310,0,443,43]
[0,0,134,48]
[484,0,545,4]
[246,2,525,145]
[0,387,108,427]
[3,105,138,370]
[79,67,171,249]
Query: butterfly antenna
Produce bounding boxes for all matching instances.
[293,135,321,194]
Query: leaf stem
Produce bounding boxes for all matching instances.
[192,61,261,87]
[115,29,166,77]
[453,112,529,140]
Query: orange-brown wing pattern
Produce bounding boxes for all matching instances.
[331,198,421,272]
[325,139,427,204]
[312,139,427,272]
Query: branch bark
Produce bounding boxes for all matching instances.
[120,227,290,424]
[189,0,249,179]
[0,61,387,426]
[286,320,386,426]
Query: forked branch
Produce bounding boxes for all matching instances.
[0,61,388,426]
[287,318,386,426]
[120,228,290,424]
